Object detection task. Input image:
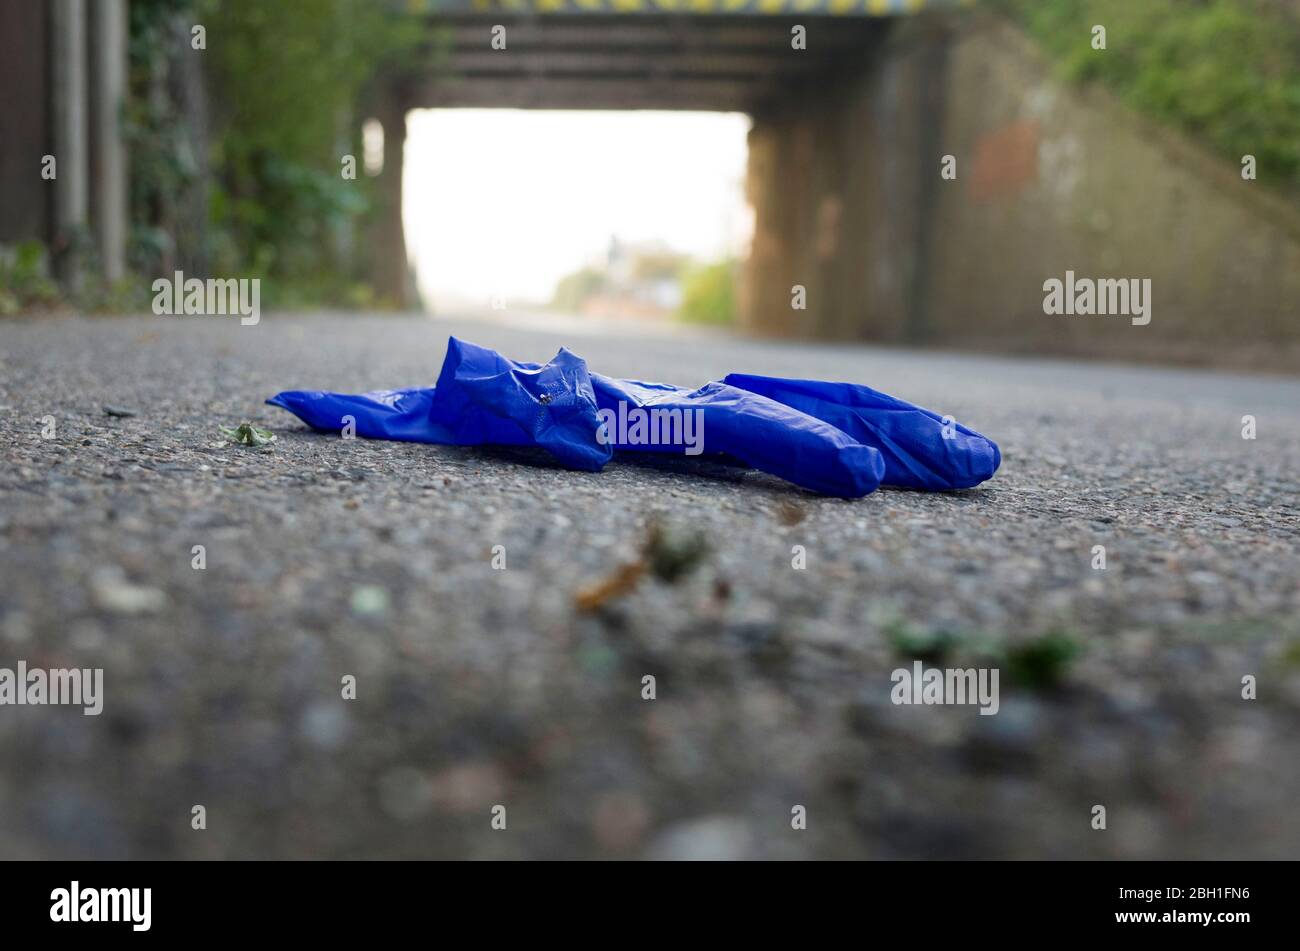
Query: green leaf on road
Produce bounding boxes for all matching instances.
[887,619,1082,689]
[220,422,277,447]
[1004,632,1082,689]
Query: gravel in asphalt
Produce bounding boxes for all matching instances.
[1,311,1298,858]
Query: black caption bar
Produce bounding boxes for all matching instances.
[0,860,1285,939]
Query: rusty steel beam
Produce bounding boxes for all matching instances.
[413,74,761,110]
[426,0,966,16]
[438,16,882,48]
[438,49,834,77]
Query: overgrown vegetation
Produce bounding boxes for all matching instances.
[676,259,738,326]
[0,242,60,315]
[995,0,1300,189]
[550,252,738,325]
[203,0,422,306]
[123,0,422,309]
[552,266,608,313]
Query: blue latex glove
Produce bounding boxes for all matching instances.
[269,338,611,471]
[588,374,885,497]
[723,373,1001,491]
[268,337,997,497]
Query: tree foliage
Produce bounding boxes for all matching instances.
[996,0,1300,189]
[677,259,737,326]
[125,0,423,305]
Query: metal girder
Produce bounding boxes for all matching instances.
[405,13,886,110]
[442,49,843,78]
[423,0,967,16]
[414,75,761,109]
[438,15,882,49]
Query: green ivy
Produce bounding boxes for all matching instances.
[203,0,423,305]
[122,0,424,307]
[124,0,206,278]
[994,0,1300,189]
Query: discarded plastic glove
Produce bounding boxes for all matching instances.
[267,339,610,471]
[588,374,885,498]
[267,336,1000,497]
[722,374,1001,491]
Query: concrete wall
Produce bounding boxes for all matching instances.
[743,15,1300,372]
[744,18,954,345]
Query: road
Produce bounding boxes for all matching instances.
[1,311,1298,859]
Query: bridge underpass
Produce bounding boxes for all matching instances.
[416,16,888,111]
[371,1,961,340]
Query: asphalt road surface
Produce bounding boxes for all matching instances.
[2,311,1298,859]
